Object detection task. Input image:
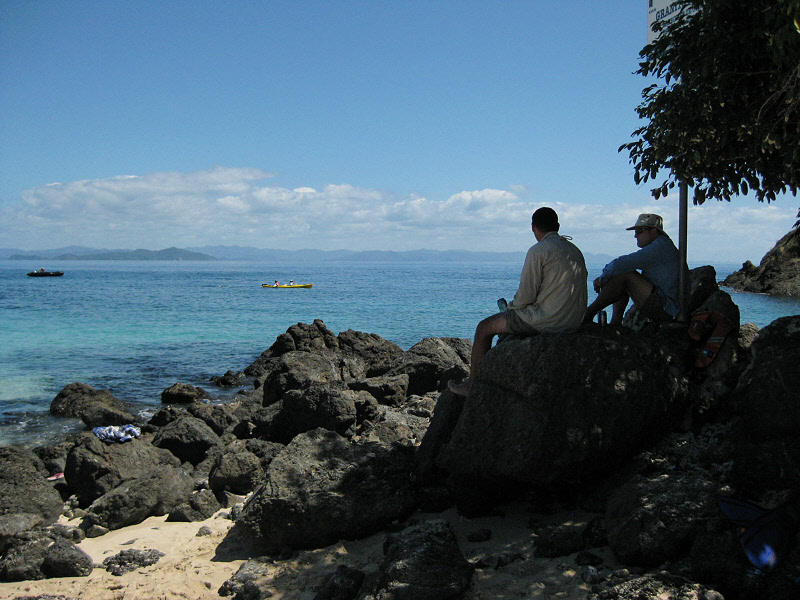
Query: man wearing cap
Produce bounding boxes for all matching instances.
[449,207,588,396]
[584,213,681,326]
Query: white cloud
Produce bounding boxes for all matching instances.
[1,167,796,263]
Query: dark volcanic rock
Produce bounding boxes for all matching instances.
[335,328,407,377]
[208,450,264,497]
[722,227,800,295]
[731,315,800,495]
[350,373,409,407]
[361,520,473,600]
[431,325,689,488]
[386,337,470,396]
[315,564,366,600]
[0,533,93,582]
[80,404,138,429]
[605,471,718,566]
[102,548,165,576]
[0,514,45,554]
[236,428,417,553]
[161,382,210,404]
[0,446,64,523]
[262,350,345,405]
[64,432,181,507]
[167,488,221,522]
[151,416,222,466]
[82,465,195,530]
[211,369,245,388]
[50,382,126,418]
[187,402,239,436]
[268,382,360,443]
[588,572,723,600]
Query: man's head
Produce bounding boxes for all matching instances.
[531,207,559,238]
[626,213,663,248]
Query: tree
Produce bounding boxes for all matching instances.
[621,0,800,223]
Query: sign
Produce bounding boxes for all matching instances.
[647,0,687,43]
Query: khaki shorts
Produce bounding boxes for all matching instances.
[503,309,541,335]
[639,291,673,322]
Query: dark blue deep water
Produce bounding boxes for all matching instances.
[2,260,798,446]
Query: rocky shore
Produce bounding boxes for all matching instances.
[722,227,800,295]
[1,266,799,600]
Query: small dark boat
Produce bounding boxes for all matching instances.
[27,271,64,277]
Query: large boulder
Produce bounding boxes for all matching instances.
[161,382,209,404]
[187,402,239,436]
[82,465,195,531]
[429,325,690,489]
[235,428,417,553]
[64,432,181,507]
[361,520,474,600]
[208,450,264,497]
[350,373,410,406]
[0,447,65,523]
[49,382,128,420]
[386,337,470,396]
[80,403,138,428]
[151,416,222,466]
[730,315,800,495]
[0,532,93,582]
[261,350,345,405]
[268,382,361,443]
[605,471,718,566]
[336,328,407,377]
[167,488,221,522]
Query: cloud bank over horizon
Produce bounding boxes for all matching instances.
[1,166,795,263]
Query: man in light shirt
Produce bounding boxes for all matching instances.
[449,207,588,396]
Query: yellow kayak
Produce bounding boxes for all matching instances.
[262,283,313,288]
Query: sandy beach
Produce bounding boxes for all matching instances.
[1,501,617,600]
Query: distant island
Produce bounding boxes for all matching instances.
[9,247,216,262]
[4,245,616,264]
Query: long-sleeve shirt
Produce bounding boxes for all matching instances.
[507,231,588,332]
[599,234,681,317]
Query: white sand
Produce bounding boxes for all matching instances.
[1,503,615,600]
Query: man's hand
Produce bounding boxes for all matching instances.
[593,277,603,293]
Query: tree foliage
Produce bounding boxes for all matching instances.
[621,0,800,221]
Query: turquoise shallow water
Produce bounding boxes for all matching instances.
[2,259,798,446]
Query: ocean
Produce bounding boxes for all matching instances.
[2,259,799,447]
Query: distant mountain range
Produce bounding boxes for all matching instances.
[3,244,615,264]
[7,247,216,262]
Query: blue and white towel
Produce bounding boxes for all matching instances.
[93,424,141,443]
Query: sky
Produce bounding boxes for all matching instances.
[1,1,796,263]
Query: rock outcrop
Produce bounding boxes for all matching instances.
[0,447,65,523]
[722,227,800,295]
[50,382,137,427]
[430,325,691,493]
[235,428,417,553]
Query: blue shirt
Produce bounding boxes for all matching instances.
[599,234,682,317]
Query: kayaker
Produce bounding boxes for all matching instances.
[289,280,294,285]
[274,280,279,287]
[448,207,588,396]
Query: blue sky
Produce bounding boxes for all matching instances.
[1,1,796,262]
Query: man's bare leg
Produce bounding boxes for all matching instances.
[585,272,655,325]
[448,312,509,396]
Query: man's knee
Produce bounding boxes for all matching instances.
[476,313,509,338]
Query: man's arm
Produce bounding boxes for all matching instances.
[599,241,663,284]
[508,246,543,309]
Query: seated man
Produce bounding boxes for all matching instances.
[449,207,588,396]
[584,213,680,326]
